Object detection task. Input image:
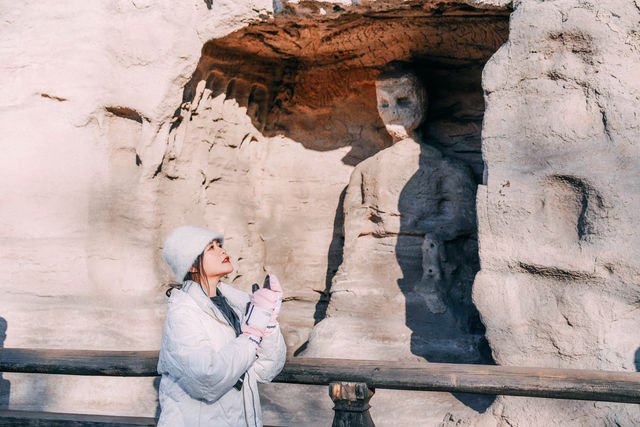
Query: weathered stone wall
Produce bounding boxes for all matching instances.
[2,0,639,425]
[452,0,640,425]
[0,0,274,418]
[166,1,509,361]
[1,0,507,422]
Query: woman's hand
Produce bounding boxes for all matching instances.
[242,275,281,343]
[264,275,283,335]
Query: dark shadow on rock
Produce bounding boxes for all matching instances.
[312,187,346,325]
[451,392,496,413]
[0,317,10,409]
[635,347,640,372]
[292,340,308,357]
[153,376,161,418]
[294,188,346,357]
[395,142,495,412]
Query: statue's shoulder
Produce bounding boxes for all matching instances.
[352,146,392,171]
[375,139,422,160]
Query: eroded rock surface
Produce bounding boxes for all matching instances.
[186,0,509,166]
[1,0,508,424]
[165,2,509,370]
[9,0,640,426]
[444,0,640,425]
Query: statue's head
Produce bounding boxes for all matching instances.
[375,62,427,142]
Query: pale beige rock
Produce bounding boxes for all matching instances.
[300,63,494,426]
[0,0,275,418]
[1,0,508,422]
[18,0,640,426]
[444,0,640,425]
[156,87,354,356]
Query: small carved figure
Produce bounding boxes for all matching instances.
[418,236,447,314]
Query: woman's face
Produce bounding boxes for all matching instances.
[198,240,233,280]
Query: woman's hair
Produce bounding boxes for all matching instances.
[165,238,220,297]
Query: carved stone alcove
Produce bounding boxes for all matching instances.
[158,0,512,424]
[177,0,510,167]
[159,0,509,356]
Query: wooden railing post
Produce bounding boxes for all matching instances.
[329,381,375,427]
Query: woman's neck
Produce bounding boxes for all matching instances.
[197,275,221,297]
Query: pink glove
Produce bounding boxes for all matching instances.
[242,281,279,345]
[264,275,283,335]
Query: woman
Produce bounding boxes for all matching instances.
[157,225,286,426]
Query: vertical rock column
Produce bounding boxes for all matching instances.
[470,0,640,425]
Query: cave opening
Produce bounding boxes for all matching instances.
[179,1,510,168]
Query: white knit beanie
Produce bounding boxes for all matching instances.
[162,225,224,282]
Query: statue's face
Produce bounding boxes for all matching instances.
[375,76,426,141]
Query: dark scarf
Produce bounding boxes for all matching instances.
[210,287,245,391]
[210,288,242,337]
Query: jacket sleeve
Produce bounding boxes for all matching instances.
[250,322,286,383]
[159,301,258,403]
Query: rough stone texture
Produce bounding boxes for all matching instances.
[297,62,497,422]
[0,0,273,419]
[7,0,639,425]
[155,89,354,356]
[304,139,486,359]
[1,0,507,423]
[191,1,509,167]
[171,0,509,361]
[443,0,640,425]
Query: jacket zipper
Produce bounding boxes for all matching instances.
[241,370,259,427]
[249,371,259,427]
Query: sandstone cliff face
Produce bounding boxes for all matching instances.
[2,0,639,425]
[459,0,640,425]
[0,0,275,418]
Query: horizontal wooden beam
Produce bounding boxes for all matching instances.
[1,348,640,404]
[0,409,156,426]
[273,358,640,404]
[0,349,159,377]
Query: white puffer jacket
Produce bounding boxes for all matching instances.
[157,280,287,426]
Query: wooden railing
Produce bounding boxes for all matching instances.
[1,348,640,426]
